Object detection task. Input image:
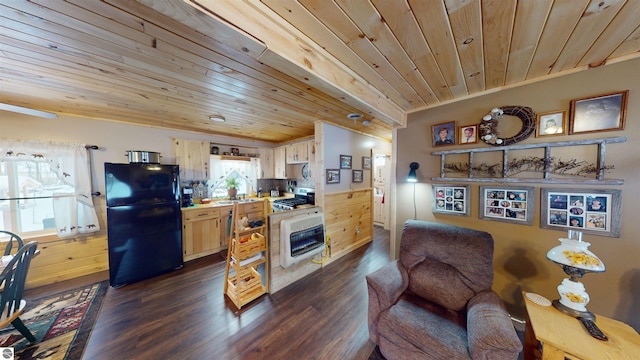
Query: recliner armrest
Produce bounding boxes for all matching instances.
[466,290,523,360]
[366,260,408,343]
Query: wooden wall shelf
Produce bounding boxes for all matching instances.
[431,136,627,185]
[218,155,252,161]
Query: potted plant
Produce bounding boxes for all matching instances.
[226,178,240,198]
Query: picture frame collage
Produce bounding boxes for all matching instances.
[433,90,628,146]
[326,155,372,184]
[432,184,469,216]
[431,185,621,237]
[540,188,621,237]
[479,186,534,225]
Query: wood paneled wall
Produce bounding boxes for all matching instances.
[323,189,373,261]
[23,198,109,289]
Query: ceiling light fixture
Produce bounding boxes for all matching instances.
[208,114,226,122]
[362,119,371,126]
[347,113,363,120]
[0,103,58,119]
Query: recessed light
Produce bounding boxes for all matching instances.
[208,114,225,122]
[347,113,363,120]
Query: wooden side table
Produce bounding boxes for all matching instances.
[523,291,640,360]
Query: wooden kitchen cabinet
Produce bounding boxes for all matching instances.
[257,147,275,179]
[182,207,221,261]
[174,138,209,180]
[286,141,310,164]
[274,146,287,178]
[219,206,232,248]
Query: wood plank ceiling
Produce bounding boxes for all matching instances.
[1,0,639,144]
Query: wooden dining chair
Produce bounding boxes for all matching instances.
[0,230,25,256]
[0,241,38,342]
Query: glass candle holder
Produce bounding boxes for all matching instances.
[568,229,582,242]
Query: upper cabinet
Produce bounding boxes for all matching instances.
[274,146,287,179]
[174,138,209,180]
[286,141,312,164]
[258,148,274,179]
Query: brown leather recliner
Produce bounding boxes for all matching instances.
[366,220,522,359]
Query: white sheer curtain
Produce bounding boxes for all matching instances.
[209,157,259,193]
[0,139,100,238]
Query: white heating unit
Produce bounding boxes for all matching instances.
[280,212,325,268]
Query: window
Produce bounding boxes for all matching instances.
[0,160,73,233]
[209,171,250,198]
[209,158,259,198]
[0,139,100,238]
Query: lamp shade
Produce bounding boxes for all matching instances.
[546,237,605,272]
[407,162,419,182]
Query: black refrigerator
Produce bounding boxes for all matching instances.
[104,162,183,287]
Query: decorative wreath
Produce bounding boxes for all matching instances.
[479,105,536,146]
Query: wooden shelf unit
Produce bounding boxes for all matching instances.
[224,200,269,309]
[431,136,627,185]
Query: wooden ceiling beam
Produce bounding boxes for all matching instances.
[182,0,406,128]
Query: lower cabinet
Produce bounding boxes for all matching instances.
[182,207,222,261]
[220,206,232,248]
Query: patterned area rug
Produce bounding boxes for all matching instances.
[0,280,108,359]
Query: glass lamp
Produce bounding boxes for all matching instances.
[546,230,605,320]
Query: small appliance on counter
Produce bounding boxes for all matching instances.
[182,187,194,207]
[270,188,280,197]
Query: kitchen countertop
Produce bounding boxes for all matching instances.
[181,195,293,211]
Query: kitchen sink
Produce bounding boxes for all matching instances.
[213,198,258,205]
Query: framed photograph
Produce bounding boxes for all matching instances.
[231,147,240,155]
[536,110,567,137]
[569,90,628,134]
[479,186,534,225]
[458,124,478,144]
[432,121,456,147]
[340,154,352,169]
[541,188,621,237]
[352,169,363,183]
[432,184,469,216]
[362,156,372,170]
[326,169,340,184]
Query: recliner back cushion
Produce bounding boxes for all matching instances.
[400,220,494,311]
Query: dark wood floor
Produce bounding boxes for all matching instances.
[27,226,390,360]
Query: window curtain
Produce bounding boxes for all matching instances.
[209,158,259,192]
[0,139,100,238]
